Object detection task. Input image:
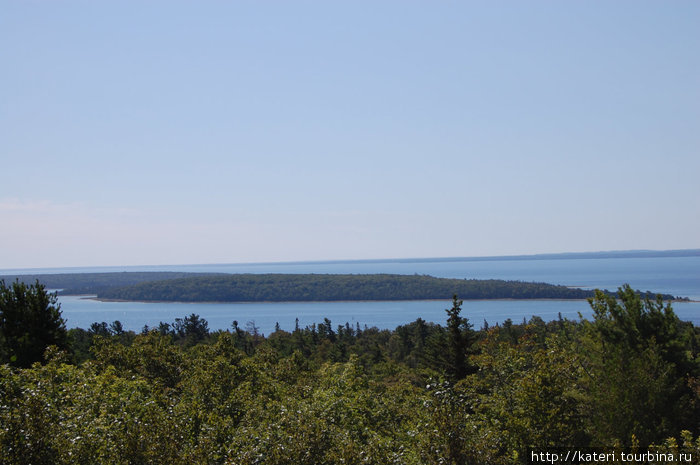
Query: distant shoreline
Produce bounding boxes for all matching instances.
[83,296,697,305]
[4,270,690,303]
[2,248,699,275]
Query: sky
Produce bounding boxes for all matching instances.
[1,1,699,269]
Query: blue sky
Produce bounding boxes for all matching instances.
[1,1,699,268]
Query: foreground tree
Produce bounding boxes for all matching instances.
[0,280,67,367]
[581,285,700,446]
[446,295,477,380]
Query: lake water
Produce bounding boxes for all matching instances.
[5,255,700,334]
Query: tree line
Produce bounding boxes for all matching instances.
[0,279,698,464]
[0,271,225,295]
[2,272,683,302]
[95,273,682,302]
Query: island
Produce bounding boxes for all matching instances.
[1,272,682,303]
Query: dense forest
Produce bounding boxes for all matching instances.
[95,273,682,302]
[0,280,698,464]
[1,272,684,303]
[0,272,226,295]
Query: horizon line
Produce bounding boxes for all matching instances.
[2,248,699,275]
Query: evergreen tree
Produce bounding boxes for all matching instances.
[445,295,476,380]
[0,280,67,367]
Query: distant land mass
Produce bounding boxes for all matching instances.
[0,272,683,303]
[280,248,700,266]
[97,274,607,302]
[1,248,698,276]
[0,272,225,295]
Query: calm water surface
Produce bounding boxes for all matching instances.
[59,295,700,335]
[35,255,699,333]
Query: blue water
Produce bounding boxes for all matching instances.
[4,255,699,333]
[58,295,700,335]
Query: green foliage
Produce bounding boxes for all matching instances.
[466,330,589,461]
[418,380,477,465]
[0,353,183,465]
[0,271,226,295]
[96,273,610,302]
[444,295,476,380]
[581,285,700,446]
[0,285,697,464]
[652,431,700,465]
[91,330,185,392]
[0,280,67,367]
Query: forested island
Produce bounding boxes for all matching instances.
[1,272,684,302]
[98,273,608,302]
[0,271,226,295]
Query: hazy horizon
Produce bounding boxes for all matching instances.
[2,248,699,275]
[2,2,698,269]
